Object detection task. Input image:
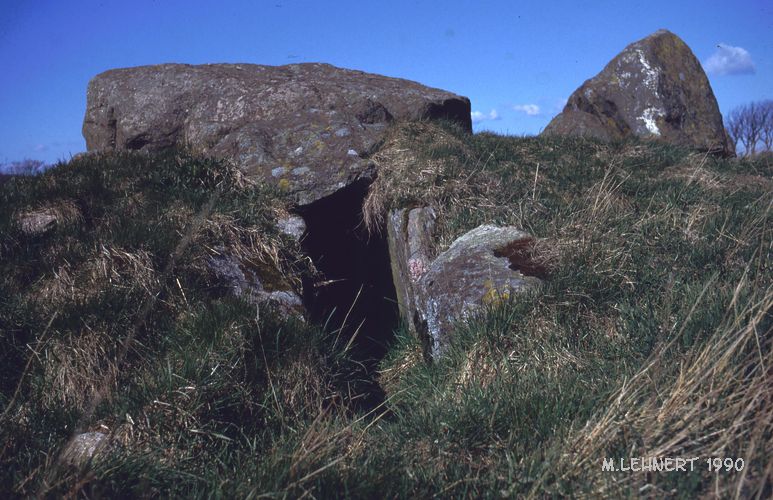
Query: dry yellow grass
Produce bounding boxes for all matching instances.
[29,246,159,315]
[40,327,119,411]
[364,121,474,236]
[533,257,773,498]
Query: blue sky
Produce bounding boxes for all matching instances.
[1,0,771,165]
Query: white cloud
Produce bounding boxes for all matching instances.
[513,104,541,116]
[703,44,756,76]
[471,109,501,124]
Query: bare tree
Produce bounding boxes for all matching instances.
[726,100,773,156]
[726,109,745,153]
[760,100,773,152]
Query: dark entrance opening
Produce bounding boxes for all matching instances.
[297,179,399,409]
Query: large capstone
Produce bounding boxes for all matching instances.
[82,62,472,205]
[542,30,734,156]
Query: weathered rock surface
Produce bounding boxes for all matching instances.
[208,252,304,319]
[61,432,109,467]
[390,223,544,359]
[15,201,82,236]
[276,213,307,242]
[83,63,472,205]
[386,206,437,346]
[17,209,58,235]
[543,30,734,156]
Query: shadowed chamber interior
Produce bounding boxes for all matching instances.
[297,179,399,401]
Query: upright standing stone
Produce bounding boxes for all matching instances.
[543,30,734,156]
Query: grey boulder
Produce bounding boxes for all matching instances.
[61,432,109,467]
[16,209,58,235]
[390,221,544,359]
[15,201,82,236]
[207,252,304,319]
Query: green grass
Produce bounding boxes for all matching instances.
[1,126,771,498]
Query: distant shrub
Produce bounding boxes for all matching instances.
[0,158,50,175]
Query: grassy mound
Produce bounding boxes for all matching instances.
[1,126,770,498]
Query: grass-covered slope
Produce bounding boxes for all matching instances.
[1,126,771,498]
